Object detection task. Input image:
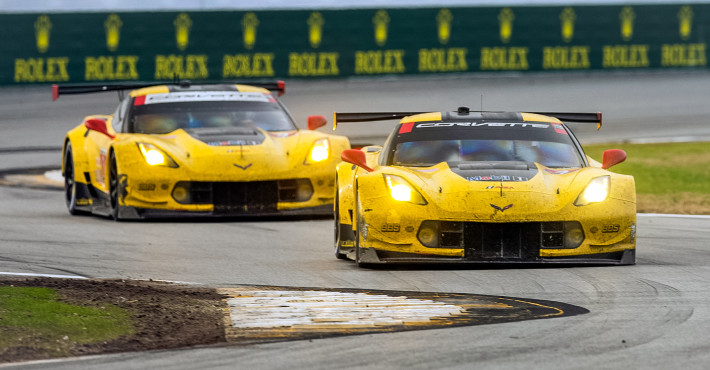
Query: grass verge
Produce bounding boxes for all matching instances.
[583,141,710,214]
[0,286,133,359]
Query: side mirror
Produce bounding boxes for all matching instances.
[84,118,115,139]
[602,149,626,169]
[307,115,327,130]
[341,149,373,172]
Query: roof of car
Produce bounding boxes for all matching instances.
[129,84,271,98]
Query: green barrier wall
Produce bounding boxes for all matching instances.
[1,4,707,84]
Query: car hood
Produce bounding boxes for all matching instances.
[401,161,601,219]
[133,128,320,179]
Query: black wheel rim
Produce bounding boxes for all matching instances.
[109,156,118,210]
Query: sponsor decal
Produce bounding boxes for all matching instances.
[590,226,599,234]
[209,140,260,146]
[105,14,122,52]
[141,92,269,105]
[544,168,579,175]
[174,13,192,51]
[373,10,389,47]
[308,12,324,48]
[243,13,259,50]
[380,223,401,232]
[233,163,253,170]
[416,122,548,129]
[35,15,51,53]
[486,185,514,189]
[498,8,514,44]
[602,224,620,233]
[468,175,529,181]
[560,7,576,43]
[490,203,513,212]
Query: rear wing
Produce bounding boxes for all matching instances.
[332,112,428,130]
[529,111,603,130]
[52,80,286,101]
[332,110,602,130]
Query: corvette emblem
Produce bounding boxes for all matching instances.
[233,163,252,170]
[490,203,513,212]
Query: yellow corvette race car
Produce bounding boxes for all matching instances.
[54,81,349,219]
[334,108,636,266]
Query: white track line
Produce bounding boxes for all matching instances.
[0,272,86,279]
[637,213,710,219]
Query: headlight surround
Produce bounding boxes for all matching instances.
[137,143,178,168]
[305,138,330,164]
[575,176,610,206]
[383,174,427,205]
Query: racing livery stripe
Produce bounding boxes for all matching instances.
[399,122,414,134]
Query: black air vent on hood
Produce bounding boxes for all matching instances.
[185,127,266,146]
[449,161,538,182]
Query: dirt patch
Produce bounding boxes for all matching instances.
[0,277,227,364]
[637,193,710,215]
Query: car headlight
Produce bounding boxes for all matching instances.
[305,138,329,164]
[137,143,178,168]
[575,176,609,206]
[384,174,427,205]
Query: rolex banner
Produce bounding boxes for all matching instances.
[1,4,707,85]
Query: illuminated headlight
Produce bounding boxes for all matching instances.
[384,174,427,205]
[575,176,610,206]
[137,143,178,168]
[305,138,329,164]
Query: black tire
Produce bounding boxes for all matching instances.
[334,181,348,260]
[354,185,365,267]
[108,151,121,221]
[63,143,87,215]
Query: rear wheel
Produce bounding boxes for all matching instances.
[354,186,366,267]
[63,143,87,215]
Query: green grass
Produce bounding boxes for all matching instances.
[583,141,710,214]
[0,286,134,358]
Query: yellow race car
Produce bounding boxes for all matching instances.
[334,108,636,266]
[55,81,349,219]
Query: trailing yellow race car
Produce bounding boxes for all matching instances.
[55,81,349,219]
[334,107,636,266]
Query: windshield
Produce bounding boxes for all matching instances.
[393,139,583,168]
[386,120,585,168]
[128,100,296,134]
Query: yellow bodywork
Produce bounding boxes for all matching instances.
[335,112,636,264]
[62,84,349,218]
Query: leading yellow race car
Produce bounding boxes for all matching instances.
[334,107,636,267]
[55,81,349,219]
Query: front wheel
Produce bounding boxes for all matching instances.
[63,143,87,215]
[108,152,122,221]
[334,186,348,260]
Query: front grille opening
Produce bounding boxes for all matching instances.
[541,222,565,248]
[440,221,464,248]
[463,222,542,261]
